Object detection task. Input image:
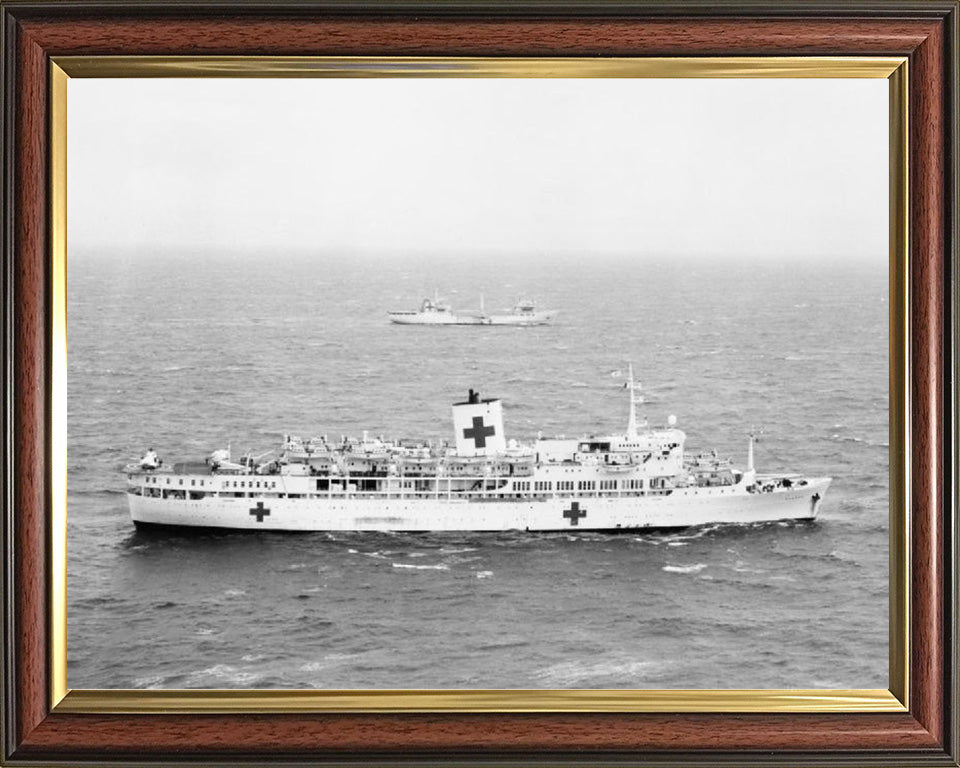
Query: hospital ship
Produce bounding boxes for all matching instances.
[125,369,830,532]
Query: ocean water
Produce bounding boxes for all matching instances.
[66,253,888,690]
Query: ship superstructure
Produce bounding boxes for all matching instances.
[125,368,830,532]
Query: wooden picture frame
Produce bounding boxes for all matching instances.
[2,1,957,765]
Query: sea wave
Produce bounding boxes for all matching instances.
[185,664,263,687]
[391,563,449,571]
[535,658,659,686]
[663,563,708,574]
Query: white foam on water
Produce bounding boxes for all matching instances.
[476,571,494,579]
[187,664,262,686]
[392,563,449,571]
[536,658,657,686]
[663,563,708,574]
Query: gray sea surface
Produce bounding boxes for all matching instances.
[67,253,888,689]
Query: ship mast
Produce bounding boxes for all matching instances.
[626,363,641,439]
[747,430,762,472]
[742,430,760,487]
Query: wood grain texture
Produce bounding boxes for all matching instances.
[909,16,946,747]
[3,5,956,764]
[12,18,49,749]
[13,712,942,758]
[17,16,942,56]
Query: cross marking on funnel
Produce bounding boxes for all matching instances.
[563,501,587,526]
[463,415,496,448]
[250,501,271,523]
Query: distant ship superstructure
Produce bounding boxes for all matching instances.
[125,369,830,532]
[388,293,557,326]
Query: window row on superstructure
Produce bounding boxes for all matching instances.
[142,475,279,490]
[129,472,694,500]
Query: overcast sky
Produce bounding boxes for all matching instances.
[67,78,888,261]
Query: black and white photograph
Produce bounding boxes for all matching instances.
[66,75,889,690]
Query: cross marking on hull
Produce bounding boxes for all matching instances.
[463,416,496,448]
[563,501,587,526]
[250,501,271,522]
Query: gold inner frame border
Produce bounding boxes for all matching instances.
[48,55,910,714]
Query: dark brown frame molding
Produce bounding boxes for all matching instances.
[1,2,957,765]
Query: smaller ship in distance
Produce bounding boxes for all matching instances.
[388,292,557,326]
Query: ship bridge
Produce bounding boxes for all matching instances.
[606,429,686,455]
[533,427,685,476]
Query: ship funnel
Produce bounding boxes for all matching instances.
[452,390,506,457]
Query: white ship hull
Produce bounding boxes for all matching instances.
[128,478,830,533]
[485,311,558,326]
